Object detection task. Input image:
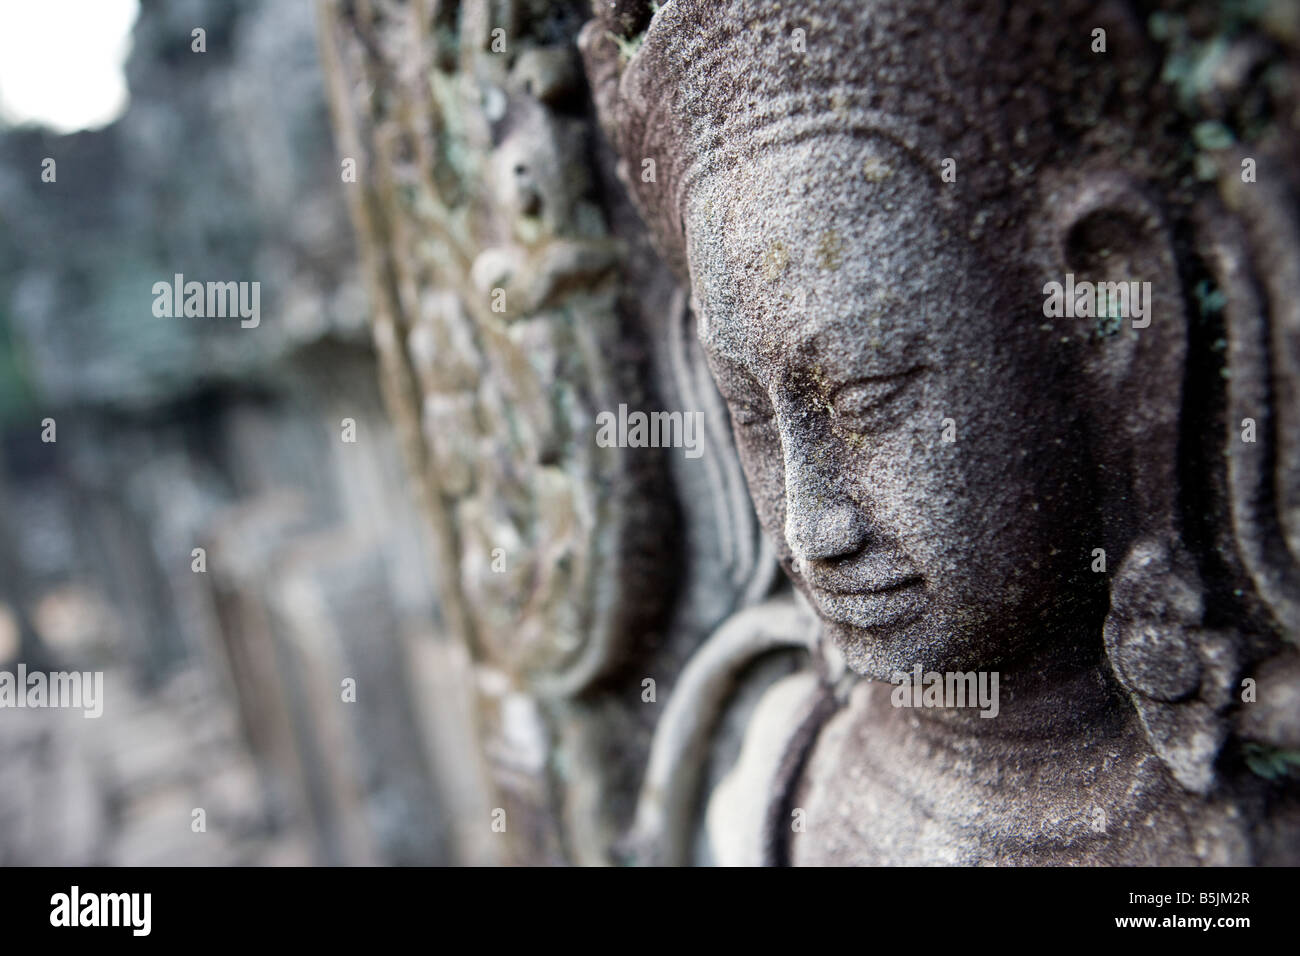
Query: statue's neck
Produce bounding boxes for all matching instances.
[879,644,1125,746]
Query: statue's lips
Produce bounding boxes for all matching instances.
[801,563,926,628]
[807,580,927,629]
[800,554,922,596]
[809,574,923,596]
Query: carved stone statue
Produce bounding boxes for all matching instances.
[322,0,1299,865]
[582,0,1300,864]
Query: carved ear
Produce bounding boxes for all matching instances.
[1049,172,1185,548]
[1046,171,1233,794]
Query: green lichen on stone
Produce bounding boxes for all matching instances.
[1150,1,1285,181]
[1195,277,1228,317]
[1093,308,1124,340]
[1193,119,1236,150]
[1154,17,1227,113]
[608,31,645,62]
[1242,741,1300,781]
[609,1,659,62]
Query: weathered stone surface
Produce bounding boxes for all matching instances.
[578,0,1300,865]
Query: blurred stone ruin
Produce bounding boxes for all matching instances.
[0,0,488,865]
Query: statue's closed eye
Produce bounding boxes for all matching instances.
[722,367,926,433]
[829,368,925,433]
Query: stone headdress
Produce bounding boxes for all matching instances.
[582,0,1174,277]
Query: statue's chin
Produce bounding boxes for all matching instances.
[821,617,929,681]
[819,610,1001,683]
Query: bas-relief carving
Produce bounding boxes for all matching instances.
[323,0,776,865]
[583,0,1300,864]
[322,0,670,864]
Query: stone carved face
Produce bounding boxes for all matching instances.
[689,135,1106,677]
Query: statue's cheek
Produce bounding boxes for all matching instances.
[732,432,790,543]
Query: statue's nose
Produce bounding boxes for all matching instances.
[781,429,871,565]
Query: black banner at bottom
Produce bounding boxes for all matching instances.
[0,865,1280,942]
